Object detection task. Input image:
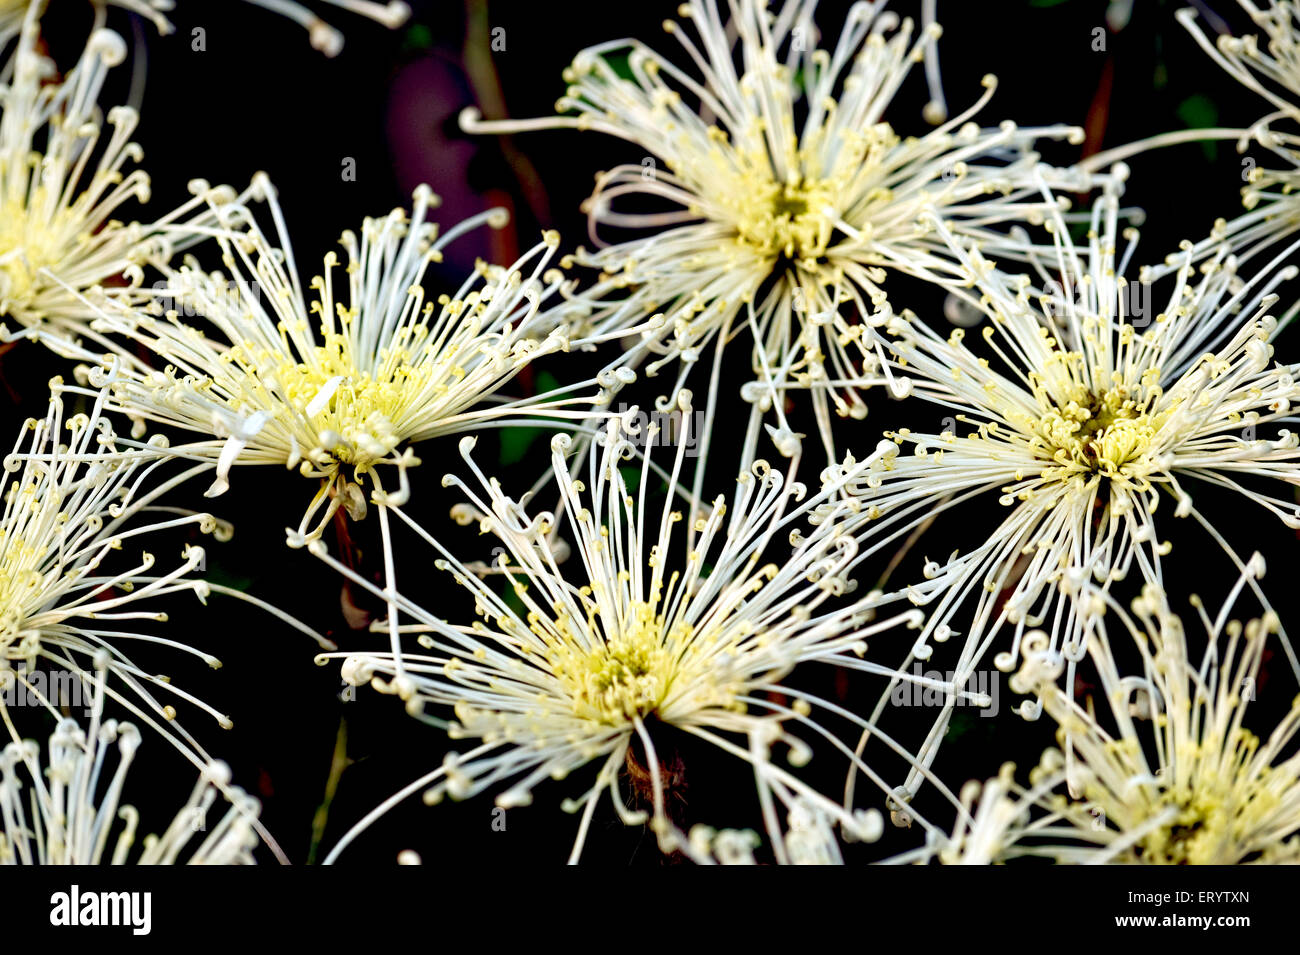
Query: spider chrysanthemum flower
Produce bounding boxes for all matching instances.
[3,0,409,56]
[883,761,1061,865]
[684,797,853,864]
[829,178,1300,808]
[311,395,959,864]
[0,20,146,350]
[463,0,1090,457]
[1007,562,1300,864]
[0,658,261,865]
[1118,2,1300,276]
[0,13,230,357]
[0,387,239,731]
[81,179,623,544]
[0,383,327,759]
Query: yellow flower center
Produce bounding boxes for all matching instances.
[227,324,451,473]
[0,192,74,314]
[731,175,837,262]
[1036,384,1163,478]
[1133,759,1270,865]
[1136,797,1229,865]
[274,355,399,468]
[555,600,682,726]
[1082,729,1286,864]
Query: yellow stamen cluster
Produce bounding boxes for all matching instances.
[1134,776,1240,866]
[277,359,402,467]
[0,194,77,313]
[0,532,43,651]
[295,352,416,462]
[222,320,449,472]
[1070,723,1288,865]
[1034,383,1166,479]
[552,600,683,725]
[728,165,837,263]
[709,120,898,265]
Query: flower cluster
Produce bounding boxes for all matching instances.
[80,178,620,543]
[1,655,264,865]
[4,0,1300,870]
[919,561,1300,865]
[464,0,1094,460]
[311,398,949,862]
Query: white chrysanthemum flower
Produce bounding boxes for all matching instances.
[685,795,863,864]
[0,16,205,355]
[1105,3,1300,275]
[311,395,957,864]
[225,0,411,57]
[0,0,411,346]
[891,759,1067,865]
[1008,561,1300,864]
[0,658,261,865]
[3,0,410,56]
[80,179,624,545]
[0,1,170,42]
[1,385,328,755]
[2,388,223,725]
[463,0,1090,458]
[829,176,1300,809]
